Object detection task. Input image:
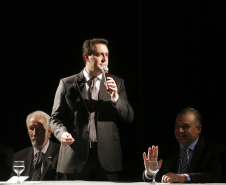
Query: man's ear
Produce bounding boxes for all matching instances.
[47,127,52,136]
[83,53,89,62]
[197,124,202,133]
[48,127,52,133]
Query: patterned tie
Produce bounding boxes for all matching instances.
[32,152,43,180]
[180,147,189,173]
[89,77,98,142]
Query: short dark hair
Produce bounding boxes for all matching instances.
[82,38,108,63]
[177,107,202,127]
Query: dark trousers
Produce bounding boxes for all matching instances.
[66,147,119,181]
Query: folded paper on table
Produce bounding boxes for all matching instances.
[6,176,29,183]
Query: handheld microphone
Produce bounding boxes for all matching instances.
[102,66,111,92]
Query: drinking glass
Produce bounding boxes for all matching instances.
[147,161,159,184]
[13,161,25,184]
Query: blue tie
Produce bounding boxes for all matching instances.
[180,147,189,173]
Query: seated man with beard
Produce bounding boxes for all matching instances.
[10,111,62,180]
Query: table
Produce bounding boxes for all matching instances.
[1,181,226,185]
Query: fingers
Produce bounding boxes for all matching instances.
[161,174,169,183]
[143,152,148,170]
[61,138,75,145]
[147,147,151,159]
[61,133,75,145]
[148,145,158,160]
[143,152,147,160]
[105,77,117,92]
[156,146,159,158]
[144,146,160,162]
[105,77,118,99]
[162,173,174,183]
[161,173,186,183]
[153,145,159,159]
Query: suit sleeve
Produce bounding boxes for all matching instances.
[50,79,69,141]
[113,78,134,123]
[188,145,226,183]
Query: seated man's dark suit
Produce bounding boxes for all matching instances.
[11,141,60,180]
[143,135,226,183]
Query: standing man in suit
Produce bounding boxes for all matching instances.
[50,38,134,181]
[11,111,61,180]
[143,107,226,183]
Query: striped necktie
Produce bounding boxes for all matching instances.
[89,77,98,142]
[32,152,43,180]
[180,147,189,173]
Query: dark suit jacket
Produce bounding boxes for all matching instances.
[11,141,60,180]
[50,71,134,174]
[143,136,226,183]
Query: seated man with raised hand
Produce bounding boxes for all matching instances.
[11,110,62,180]
[143,107,226,183]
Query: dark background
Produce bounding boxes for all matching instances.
[1,0,226,181]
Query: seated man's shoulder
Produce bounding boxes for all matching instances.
[15,146,32,154]
[50,140,60,147]
[49,141,60,153]
[12,147,32,161]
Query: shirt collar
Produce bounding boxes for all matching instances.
[33,140,49,156]
[83,68,102,81]
[179,136,199,151]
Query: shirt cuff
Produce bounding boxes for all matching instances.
[144,170,153,180]
[62,132,69,137]
[111,94,119,103]
[182,174,191,182]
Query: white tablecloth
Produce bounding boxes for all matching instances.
[1,180,226,185]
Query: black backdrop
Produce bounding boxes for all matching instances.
[1,0,226,181]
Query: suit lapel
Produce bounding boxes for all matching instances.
[189,136,205,172]
[76,71,88,100]
[75,71,90,113]
[41,141,54,180]
[75,71,110,115]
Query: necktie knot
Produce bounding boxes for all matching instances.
[91,77,98,87]
[33,152,42,165]
[90,77,98,100]
[183,147,189,155]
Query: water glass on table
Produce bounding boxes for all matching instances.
[147,161,160,184]
[13,161,25,184]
